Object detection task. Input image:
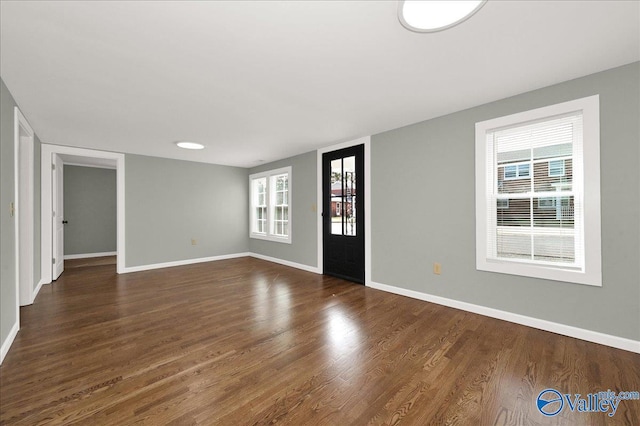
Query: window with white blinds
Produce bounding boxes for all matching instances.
[475,96,602,286]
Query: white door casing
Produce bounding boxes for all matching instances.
[40,144,125,284]
[15,107,35,306]
[52,154,64,280]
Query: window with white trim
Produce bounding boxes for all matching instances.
[253,177,267,233]
[250,167,292,243]
[475,95,601,286]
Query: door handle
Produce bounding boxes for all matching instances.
[62,220,68,224]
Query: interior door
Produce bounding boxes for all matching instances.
[52,154,64,280]
[323,144,365,283]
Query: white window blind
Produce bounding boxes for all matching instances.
[475,95,601,286]
[487,112,583,269]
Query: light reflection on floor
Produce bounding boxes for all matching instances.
[252,277,291,333]
[326,306,361,358]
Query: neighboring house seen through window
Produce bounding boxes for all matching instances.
[475,95,601,286]
[504,163,530,180]
[250,167,292,243]
[548,159,565,177]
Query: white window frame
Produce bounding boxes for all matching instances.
[271,172,289,238]
[475,95,601,286]
[253,177,267,234]
[249,166,292,244]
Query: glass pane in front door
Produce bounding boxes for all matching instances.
[331,159,342,235]
[343,156,356,236]
[330,156,357,236]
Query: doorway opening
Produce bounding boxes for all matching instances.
[41,145,125,284]
[57,161,118,279]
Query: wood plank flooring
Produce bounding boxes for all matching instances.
[64,256,117,269]
[1,257,639,425]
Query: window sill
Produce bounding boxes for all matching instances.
[250,233,292,244]
[476,257,601,287]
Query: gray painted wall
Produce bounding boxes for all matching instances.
[371,62,640,341]
[63,165,117,256]
[249,151,318,268]
[125,154,249,267]
[1,78,42,349]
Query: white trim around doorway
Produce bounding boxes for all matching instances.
[316,136,371,285]
[3,107,36,366]
[40,145,125,284]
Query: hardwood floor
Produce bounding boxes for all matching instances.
[1,257,638,425]
[64,255,117,269]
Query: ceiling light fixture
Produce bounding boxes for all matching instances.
[398,0,487,33]
[176,141,205,150]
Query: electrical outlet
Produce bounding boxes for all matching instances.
[433,262,442,275]
[9,202,14,217]
[191,238,197,245]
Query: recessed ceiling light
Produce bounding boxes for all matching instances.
[398,0,486,33]
[176,141,205,150]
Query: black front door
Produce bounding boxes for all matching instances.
[322,144,365,284]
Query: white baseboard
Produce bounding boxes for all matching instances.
[368,281,640,354]
[122,252,251,273]
[249,253,320,274]
[0,320,19,365]
[31,278,46,303]
[121,251,320,275]
[64,251,117,260]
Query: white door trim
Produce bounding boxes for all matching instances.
[14,107,35,309]
[316,136,371,285]
[52,154,64,280]
[40,144,125,283]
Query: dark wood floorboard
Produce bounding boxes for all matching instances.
[64,256,116,269]
[1,257,638,425]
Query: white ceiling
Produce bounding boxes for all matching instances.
[1,1,638,168]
